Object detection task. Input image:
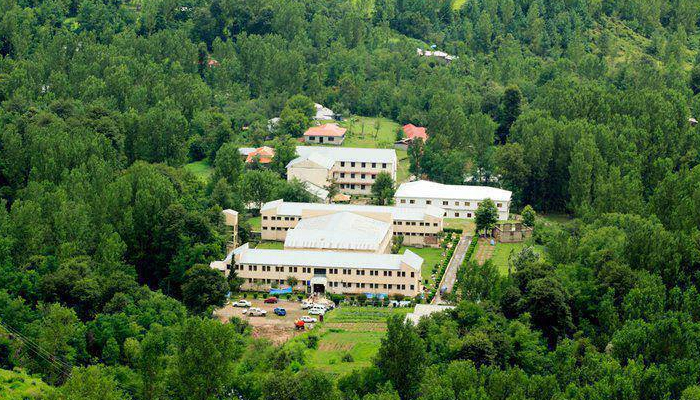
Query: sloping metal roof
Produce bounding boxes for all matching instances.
[395,180,512,202]
[294,146,397,164]
[261,200,445,221]
[237,246,422,271]
[284,212,391,251]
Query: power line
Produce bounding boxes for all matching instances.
[0,321,73,379]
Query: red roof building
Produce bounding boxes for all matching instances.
[246,146,275,164]
[402,124,428,141]
[303,123,346,145]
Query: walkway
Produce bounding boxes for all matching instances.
[432,233,472,304]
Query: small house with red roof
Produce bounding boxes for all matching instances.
[239,146,275,164]
[303,123,346,145]
[395,124,428,150]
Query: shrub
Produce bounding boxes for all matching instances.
[252,292,259,299]
[305,334,319,349]
[341,352,354,362]
[242,293,248,299]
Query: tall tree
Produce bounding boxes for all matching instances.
[375,315,426,400]
[475,199,498,235]
[371,172,395,205]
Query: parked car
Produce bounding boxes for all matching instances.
[300,316,317,323]
[308,307,325,316]
[301,302,313,309]
[273,307,287,316]
[232,300,251,307]
[243,307,267,316]
[263,297,278,304]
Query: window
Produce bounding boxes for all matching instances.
[410,272,415,278]
[351,173,355,178]
[467,213,472,218]
[361,174,365,179]
[360,185,365,190]
[361,162,366,168]
[442,201,448,206]
[426,200,431,205]
[497,203,502,207]
[340,173,345,178]
[400,199,406,204]
[455,201,460,206]
[410,285,415,290]
[409,200,415,204]
[466,202,470,207]
[351,162,356,167]
[455,213,460,217]
[372,163,376,168]
[341,161,345,167]
[382,163,387,168]
[328,137,334,141]
[262,216,268,220]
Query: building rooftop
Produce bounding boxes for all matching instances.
[402,124,428,141]
[239,146,275,163]
[235,245,423,271]
[284,212,391,252]
[287,146,397,169]
[395,180,512,202]
[261,199,445,221]
[304,123,346,137]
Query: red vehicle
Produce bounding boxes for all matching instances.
[263,297,278,304]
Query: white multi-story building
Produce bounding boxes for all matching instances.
[394,180,512,220]
[286,146,397,196]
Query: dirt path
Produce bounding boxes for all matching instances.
[474,238,495,265]
[432,234,472,304]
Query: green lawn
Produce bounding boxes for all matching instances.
[183,159,214,182]
[396,149,411,183]
[400,246,443,283]
[0,368,53,399]
[305,306,411,375]
[444,218,475,234]
[490,242,545,275]
[255,241,284,249]
[340,117,400,149]
[247,216,261,232]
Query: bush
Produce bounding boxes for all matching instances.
[252,292,259,299]
[341,352,354,362]
[242,293,248,299]
[305,334,319,349]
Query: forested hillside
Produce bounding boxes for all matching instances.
[1,0,700,398]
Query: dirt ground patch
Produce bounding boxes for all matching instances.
[324,322,387,332]
[214,298,321,345]
[475,238,495,265]
[319,341,354,351]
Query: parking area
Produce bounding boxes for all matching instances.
[214,298,323,344]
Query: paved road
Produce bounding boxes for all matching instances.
[432,234,472,304]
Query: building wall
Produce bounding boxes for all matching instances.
[331,161,396,195]
[395,196,510,220]
[260,207,442,247]
[304,135,345,145]
[287,165,331,188]
[232,260,422,297]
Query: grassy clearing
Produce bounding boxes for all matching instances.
[255,241,284,249]
[452,0,467,10]
[444,218,475,234]
[396,149,411,183]
[340,116,400,149]
[183,159,214,182]
[0,368,52,399]
[305,306,411,374]
[489,242,545,275]
[247,216,261,232]
[400,246,443,283]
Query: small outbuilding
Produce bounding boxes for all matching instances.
[303,123,346,145]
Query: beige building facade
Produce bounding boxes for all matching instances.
[229,243,423,297]
[260,200,444,248]
[286,147,397,196]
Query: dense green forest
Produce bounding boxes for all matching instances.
[2,0,700,398]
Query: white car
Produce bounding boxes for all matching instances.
[243,307,267,316]
[301,302,313,309]
[300,316,317,323]
[308,307,326,316]
[232,300,252,307]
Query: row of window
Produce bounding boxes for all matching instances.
[307,136,338,141]
[339,161,388,169]
[337,172,376,180]
[394,221,438,227]
[263,216,300,221]
[262,226,290,231]
[399,199,504,208]
[339,183,367,190]
[328,282,414,291]
[237,264,415,278]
